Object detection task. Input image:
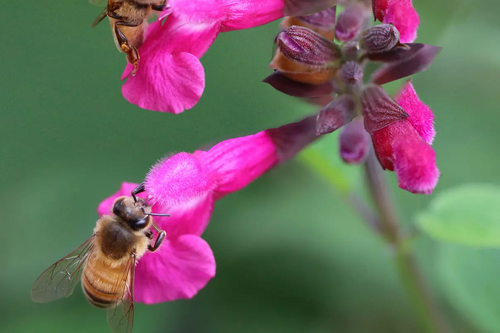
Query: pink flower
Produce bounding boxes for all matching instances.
[97,182,216,304]
[122,0,335,113]
[372,0,419,43]
[144,115,317,205]
[96,116,317,303]
[371,81,439,194]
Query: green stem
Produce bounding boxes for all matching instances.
[363,152,453,333]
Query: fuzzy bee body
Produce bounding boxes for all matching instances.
[31,191,167,333]
[92,0,167,75]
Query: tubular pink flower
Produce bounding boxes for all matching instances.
[121,0,286,113]
[97,182,216,304]
[145,115,317,205]
[95,117,317,301]
[396,80,435,144]
[371,120,439,194]
[372,0,419,43]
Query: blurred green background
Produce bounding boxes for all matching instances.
[1,0,499,332]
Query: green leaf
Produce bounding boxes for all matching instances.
[299,133,362,194]
[438,244,500,333]
[416,184,500,247]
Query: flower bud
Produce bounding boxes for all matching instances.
[297,7,337,31]
[275,26,342,68]
[285,0,339,17]
[339,117,371,164]
[339,61,364,86]
[361,24,400,54]
[316,95,356,135]
[361,84,408,134]
[335,3,369,42]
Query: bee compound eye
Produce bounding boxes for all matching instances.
[112,197,126,217]
[129,217,147,231]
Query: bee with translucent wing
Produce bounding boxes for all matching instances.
[31,183,169,333]
[90,0,168,75]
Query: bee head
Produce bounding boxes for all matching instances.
[112,196,151,231]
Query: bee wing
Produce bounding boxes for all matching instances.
[107,253,136,333]
[31,236,95,303]
[91,7,108,27]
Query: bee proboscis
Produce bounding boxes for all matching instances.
[91,0,168,75]
[31,183,168,333]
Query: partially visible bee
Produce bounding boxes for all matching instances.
[91,0,168,75]
[31,183,169,333]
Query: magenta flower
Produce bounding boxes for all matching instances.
[96,116,317,303]
[370,81,439,194]
[121,0,336,113]
[97,182,216,304]
[372,0,419,43]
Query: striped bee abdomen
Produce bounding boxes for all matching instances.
[81,253,128,309]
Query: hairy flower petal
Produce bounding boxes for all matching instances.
[146,153,216,207]
[201,132,279,199]
[372,120,439,194]
[396,80,435,144]
[135,235,216,304]
[121,18,219,113]
[381,0,419,43]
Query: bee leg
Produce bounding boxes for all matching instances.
[148,231,166,252]
[148,221,167,252]
[113,21,141,74]
[131,182,146,203]
[144,229,154,240]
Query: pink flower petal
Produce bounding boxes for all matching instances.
[382,0,419,43]
[169,0,284,32]
[393,136,439,195]
[121,17,220,113]
[145,153,216,207]
[97,182,144,217]
[200,131,279,199]
[372,120,439,194]
[152,194,215,240]
[135,234,216,304]
[396,80,435,144]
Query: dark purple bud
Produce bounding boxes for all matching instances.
[316,95,356,135]
[361,84,408,133]
[361,24,400,54]
[263,71,334,98]
[369,44,442,85]
[276,26,342,68]
[285,1,339,17]
[340,61,364,86]
[339,117,371,164]
[267,115,319,162]
[335,3,369,42]
[297,7,337,30]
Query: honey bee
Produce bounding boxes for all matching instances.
[91,0,168,75]
[31,183,169,333]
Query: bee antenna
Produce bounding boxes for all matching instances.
[148,213,171,217]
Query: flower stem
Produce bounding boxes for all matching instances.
[363,152,453,333]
